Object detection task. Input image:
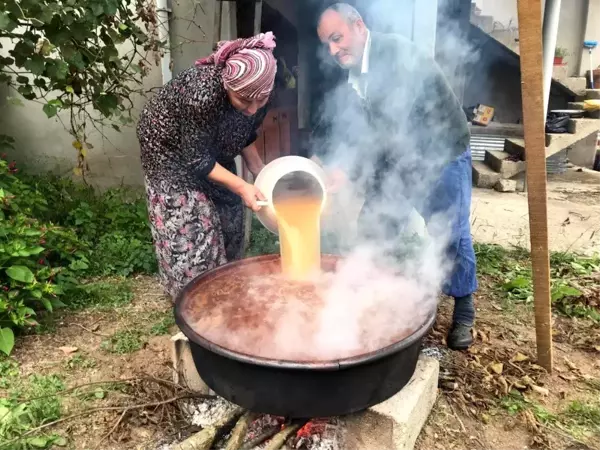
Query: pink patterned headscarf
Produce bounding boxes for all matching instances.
[196,32,277,99]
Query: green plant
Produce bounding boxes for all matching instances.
[149,312,175,336]
[1,374,66,449]
[555,47,568,58]
[246,217,279,257]
[101,329,144,354]
[0,151,155,355]
[64,353,96,370]
[0,0,162,176]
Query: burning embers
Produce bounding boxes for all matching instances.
[167,397,343,450]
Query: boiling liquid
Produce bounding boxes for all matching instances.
[273,195,322,279]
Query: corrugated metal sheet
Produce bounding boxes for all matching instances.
[469,135,506,161]
[469,134,568,174]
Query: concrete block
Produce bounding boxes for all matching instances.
[494,179,517,192]
[552,64,569,81]
[568,102,586,110]
[171,332,211,394]
[561,77,587,95]
[345,356,439,450]
[472,161,501,188]
[586,89,600,100]
[484,150,526,178]
[504,138,526,159]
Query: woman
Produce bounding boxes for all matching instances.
[137,32,277,299]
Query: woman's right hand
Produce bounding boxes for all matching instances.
[235,181,266,212]
[326,169,348,194]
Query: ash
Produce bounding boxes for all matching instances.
[186,396,240,427]
[421,346,446,360]
[293,418,345,450]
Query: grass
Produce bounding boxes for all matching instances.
[64,354,97,371]
[149,312,176,336]
[474,243,600,321]
[0,374,67,449]
[64,279,134,311]
[101,330,145,354]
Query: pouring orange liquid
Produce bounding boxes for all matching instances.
[273,195,323,280]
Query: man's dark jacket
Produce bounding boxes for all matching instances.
[312,31,471,196]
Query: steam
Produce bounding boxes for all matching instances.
[191,1,480,362]
[305,0,478,351]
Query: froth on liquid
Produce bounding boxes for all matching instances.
[273,195,323,279]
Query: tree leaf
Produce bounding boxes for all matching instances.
[53,436,68,447]
[6,265,35,283]
[24,55,46,76]
[0,327,15,356]
[28,436,51,448]
[41,297,53,312]
[0,12,14,31]
[43,103,58,118]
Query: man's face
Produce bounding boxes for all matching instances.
[317,10,367,69]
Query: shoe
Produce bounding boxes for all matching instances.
[447,323,473,350]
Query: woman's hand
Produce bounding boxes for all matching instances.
[235,181,266,212]
[326,169,348,194]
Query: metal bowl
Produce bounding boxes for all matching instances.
[174,254,435,418]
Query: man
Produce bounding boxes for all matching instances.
[312,3,477,350]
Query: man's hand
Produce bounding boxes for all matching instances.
[326,169,348,194]
[235,182,266,212]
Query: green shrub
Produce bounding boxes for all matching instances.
[0,139,156,355]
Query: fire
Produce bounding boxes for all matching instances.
[296,418,329,439]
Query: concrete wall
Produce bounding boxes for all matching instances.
[473,0,598,78]
[0,0,220,189]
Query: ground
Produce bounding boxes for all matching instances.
[1,177,599,450]
[471,171,600,254]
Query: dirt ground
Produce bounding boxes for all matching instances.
[3,269,598,450]
[471,171,600,254]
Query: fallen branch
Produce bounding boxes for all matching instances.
[95,409,128,449]
[2,393,213,448]
[264,423,302,450]
[172,407,244,450]
[225,412,257,450]
[240,427,280,450]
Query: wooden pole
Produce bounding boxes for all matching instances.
[516,0,553,372]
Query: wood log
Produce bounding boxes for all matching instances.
[225,412,257,450]
[172,407,244,450]
[263,423,302,450]
[240,427,280,450]
[516,0,554,372]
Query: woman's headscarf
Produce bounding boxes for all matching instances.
[196,32,277,100]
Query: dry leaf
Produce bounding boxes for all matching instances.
[529,364,546,372]
[530,384,549,396]
[491,303,503,311]
[498,376,509,394]
[489,362,504,375]
[481,413,490,424]
[559,374,577,382]
[522,375,534,386]
[59,346,78,355]
[513,380,528,390]
[511,352,529,363]
[564,358,579,371]
[594,345,600,352]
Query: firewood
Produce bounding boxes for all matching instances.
[263,423,302,450]
[225,412,257,450]
[173,407,244,450]
[240,427,280,450]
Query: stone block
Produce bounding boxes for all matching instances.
[472,161,500,189]
[494,179,517,192]
[586,89,600,100]
[171,332,211,394]
[484,150,526,178]
[504,138,526,159]
[552,64,569,81]
[345,356,439,450]
[568,102,586,110]
[561,77,587,95]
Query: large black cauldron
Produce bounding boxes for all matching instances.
[174,254,434,418]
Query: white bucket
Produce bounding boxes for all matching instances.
[254,156,328,234]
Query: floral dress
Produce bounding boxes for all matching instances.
[137,65,269,300]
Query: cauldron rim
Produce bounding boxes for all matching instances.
[174,254,436,371]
